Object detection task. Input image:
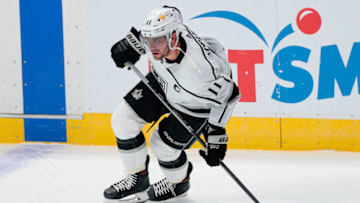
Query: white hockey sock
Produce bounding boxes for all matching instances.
[119,142,148,174]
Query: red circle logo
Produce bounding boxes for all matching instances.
[296,8,321,35]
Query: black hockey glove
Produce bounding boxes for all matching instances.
[111,27,146,68]
[199,124,228,167]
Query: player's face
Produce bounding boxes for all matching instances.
[144,36,170,60]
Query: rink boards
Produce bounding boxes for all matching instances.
[2,115,360,151]
[1,0,360,151]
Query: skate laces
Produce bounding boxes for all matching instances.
[153,178,176,197]
[112,174,137,192]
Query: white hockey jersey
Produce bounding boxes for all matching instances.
[148,25,240,127]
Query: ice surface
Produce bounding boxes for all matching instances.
[1,143,360,203]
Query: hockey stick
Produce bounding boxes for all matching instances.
[125,62,260,203]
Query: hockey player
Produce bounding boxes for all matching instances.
[104,5,240,202]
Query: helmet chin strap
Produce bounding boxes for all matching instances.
[163,33,180,59]
[168,33,179,51]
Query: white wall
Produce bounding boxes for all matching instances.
[62,0,89,116]
[0,0,23,114]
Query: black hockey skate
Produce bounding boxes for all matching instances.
[148,162,193,201]
[104,156,150,203]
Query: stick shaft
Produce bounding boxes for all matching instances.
[125,62,260,203]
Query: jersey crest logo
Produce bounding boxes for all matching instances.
[131,88,143,100]
[157,75,168,92]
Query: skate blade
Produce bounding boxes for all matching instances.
[104,188,149,203]
[148,192,188,202]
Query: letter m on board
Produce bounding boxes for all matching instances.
[318,42,360,99]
